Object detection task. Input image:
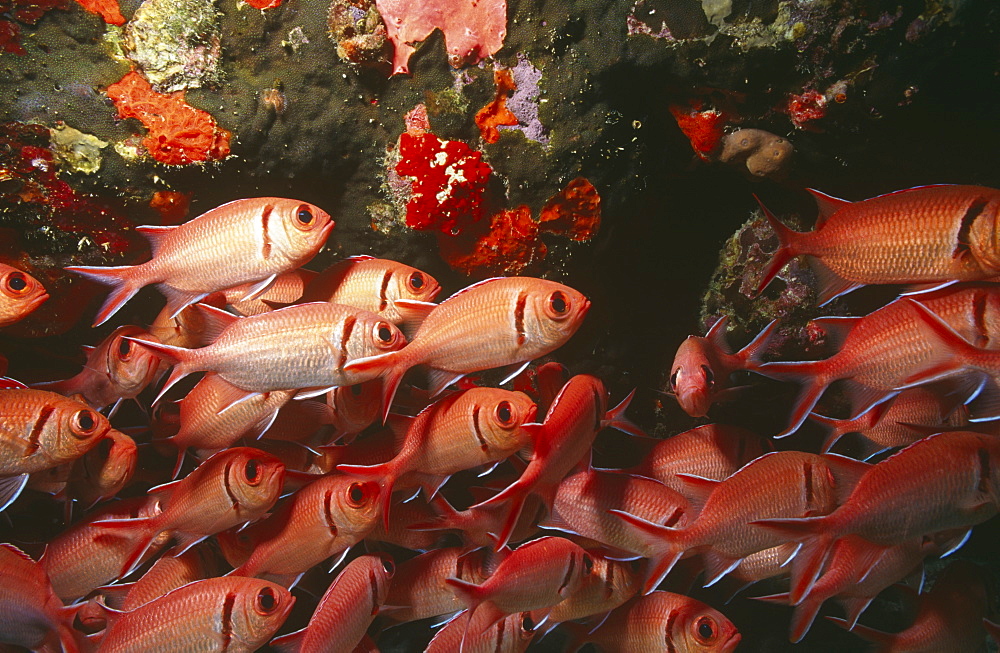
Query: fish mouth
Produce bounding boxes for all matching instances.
[721,632,742,653]
[24,292,49,314]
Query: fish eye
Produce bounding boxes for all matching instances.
[521,614,535,632]
[583,554,594,574]
[347,481,371,507]
[5,271,28,294]
[407,271,425,292]
[116,337,132,360]
[244,459,260,484]
[548,291,569,317]
[381,557,395,575]
[295,204,314,226]
[256,587,278,614]
[350,384,363,397]
[494,400,514,426]
[694,616,718,643]
[373,322,397,346]
[71,409,99,437]
[701,364,715,388]
[669,369,679,390]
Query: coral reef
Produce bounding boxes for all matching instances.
[123,0,222,93]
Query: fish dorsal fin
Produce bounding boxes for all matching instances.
[191,303,240,343]
[136,225,178,256]
[344,254,376,262]
[704,315,731,351]
[805,189,851,228]
[673,473,720,506]
[394,299,437,340]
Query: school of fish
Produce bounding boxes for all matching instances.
[2,184,1000,652]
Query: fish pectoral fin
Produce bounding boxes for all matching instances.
[240,274,279,303]
[0,474,28,512]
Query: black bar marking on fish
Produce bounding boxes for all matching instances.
[803,462,814,505]
[26,404,55,456]
[603,556,615,600]
[338,315,357,370]
[953,197,989,259]
[665,607,679,653]
[559,552,577,593]
[514,291,527,346]
[378,269,393,312]
[369,569,380,615]
[261,204,274,260]
[472,405,489,453]
[494,614,506,652]
[978,448,990,494]
[324,489,338,536]
[974,289,989,347]
[222,459,239,509]
[662,506,685,529]
[221,591,236,650]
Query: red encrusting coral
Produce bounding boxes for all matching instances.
[437,205,545,276]
[669,101,729,160]
[149,190,192,225]
[244,0,283,8]
[475,68,519,144]
[786,90,827,130]
[394,130,493,234]
[73,0,123,24]
[538,177,601,242]
[105,71,231,166]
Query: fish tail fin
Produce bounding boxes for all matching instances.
[444,578,485,649]
[609,508,685,594]
[472,477,531,551]
[809,412,852,454]
[838,597,874,631]
[268,628,304,653]
[738,319,781,370]
[752,592,820,643]
[337,462,396,530]
[754,516,836,604]
[64,265,141,327]
[753,194,802,296]
[344,351,406,424]
[125,337,198,403]
[603,389,647,437]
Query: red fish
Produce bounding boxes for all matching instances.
[569,590,741,653]
[668,315,776,417]
[425,609,537,653]
[629,423,770,496]
[0,543,82,652]
[96,447,285,578]
[615,450,869,594]
[338,387,538,528]
[828,560,991,652]
[130,302,406,404]
[446,536,595,628]
[0,263,48,327]
[64,427,138,509]
[226,473,381,585]
[324,381,382,443]
[270,554,394,653]
[111,543,221,611]
[300,255,442,324]
[95,576,294,652]
[344,276,590,422]
[535,555,641,626]
[66,197,334,326]
[472,374,642,549]
[35,325,160,414]
[756,431,1000,604]
[223,268,317,316]
[756,185,1000,305]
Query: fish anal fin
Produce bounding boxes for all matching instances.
[808,257,863,307]
[269,628,304,653]
[0,473,28,512]
[239,274,278,303]
[426,368,465,398]
[700,550,743,587]
[825,615,896,647]
[836,596,874,630]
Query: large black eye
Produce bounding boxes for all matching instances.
[695,616,717,642]
[583,554,594,574]
[495,400,513,426]
[701,365,715,388]
[408,271,424,291]
[669,370,679,390]
[296,205,314,225]
[244,459,260,483]
[349,482,365,505]
[73,409,97,435]
[7,272,27,293]
[350,384,363,397]
[382,557,395,574]
[256,587,277,613]
[375,322,395,344]
[521,614,535,632]
[117,338,132,358]
[549,291,567,315]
